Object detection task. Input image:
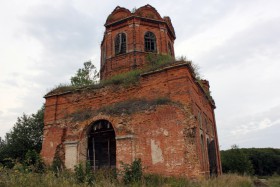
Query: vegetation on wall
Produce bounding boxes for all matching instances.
[47,54,198,96]
[176,55,201,80]
[101,69,142,87]
[48,54,217,107]
[69,97,174,122]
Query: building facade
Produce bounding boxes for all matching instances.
[41,5,222,178]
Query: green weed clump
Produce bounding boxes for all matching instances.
[121,159,143,184]
[24,150,45,173]
[74,162,94,185]
[48,83,76,95]
[51,152,64,175]
[145,53,174,72]
[101,69,142,87]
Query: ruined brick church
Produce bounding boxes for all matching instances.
[41,5,222,178]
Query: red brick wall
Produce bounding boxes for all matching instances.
[41,126,65,165]
[42,63,221,178]
[100,5,176,80]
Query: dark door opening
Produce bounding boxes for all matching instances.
[207,139,218,176]
[88,120,116,170]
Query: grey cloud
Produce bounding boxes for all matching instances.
[0,113,20,138]
[199,17,280,69]
[19,2,113,86]
[173,1,238,41]
[0,72,21,87]
[0,78,19,87]
[22,3,99,54]
[218,105,280,149]
[240,124,280,148]
[220,121,280,149]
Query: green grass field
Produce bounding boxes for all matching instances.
[0,168,279,187]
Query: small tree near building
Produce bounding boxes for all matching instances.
[70,61,99,86]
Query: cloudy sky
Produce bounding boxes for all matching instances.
[0,0,279,150]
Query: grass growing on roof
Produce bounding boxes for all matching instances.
[46,54,201,96]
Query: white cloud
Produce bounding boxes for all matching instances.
[230,118,275,135]
[218,104,280,149]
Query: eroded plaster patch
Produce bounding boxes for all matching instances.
[151,139,164,164]
[64,142,78,170]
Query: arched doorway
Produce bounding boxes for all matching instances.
[87,120,116,170]
[207,139,217,176]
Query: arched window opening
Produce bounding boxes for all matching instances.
[115,33,126,55]
[144,32,156,52]
[198,112,203,129]
[168,42,173,56]
[200,134,205,169]
[205,118,208,133]
[102,46,106,65]
[87,120,116,170]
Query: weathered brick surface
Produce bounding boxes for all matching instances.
[41,4,221,179]
[42,64,221,178]
[41,126,65,164]
[100,5,176,80]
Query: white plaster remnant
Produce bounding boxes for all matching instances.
[115,135,135,140]
[151,139,164,164]
[163,129,169,136]
[64,141,78,170]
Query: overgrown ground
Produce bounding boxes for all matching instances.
[0,168,279,187]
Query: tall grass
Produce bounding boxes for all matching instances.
[200,174,253,187]
[1,167,271,187]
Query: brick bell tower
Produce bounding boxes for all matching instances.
[100,4,176,80]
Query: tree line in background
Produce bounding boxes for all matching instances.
[221,145,280,176]
[0,106,44,167]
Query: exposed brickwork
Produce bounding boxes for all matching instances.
[100,5,176,80]
[42,63,221,178]
[41,4,221,179]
